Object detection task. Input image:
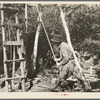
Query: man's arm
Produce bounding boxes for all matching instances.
[54,57,62,62]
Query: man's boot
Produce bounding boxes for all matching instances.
[83,80,91,92]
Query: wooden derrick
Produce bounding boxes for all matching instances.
[1,4,26,92]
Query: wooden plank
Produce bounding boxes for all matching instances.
[5,76,25,80]
[66,79,77,82]
[83,70,91,74]
[4,58,25,63]
[3,41,23,46]
[84,74,97,77]
[0,22,22,28]
[87,78,100,83]
[83,70,95,74]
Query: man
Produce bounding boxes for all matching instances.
[51,34,91,91]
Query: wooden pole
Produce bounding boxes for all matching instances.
[15,13,20,41]
[15,12,26,92]
[58,5,82,73]
[33,15,41,70]
[17,48,25,92]
[1,4,9,92]
[25,4,28,34]
[12,45,15,90]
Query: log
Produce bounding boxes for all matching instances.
[33,15,42,70]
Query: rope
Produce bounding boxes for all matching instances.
[36,5,56,59]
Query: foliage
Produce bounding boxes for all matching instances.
[27,4,100,52]
[1,4,100,74]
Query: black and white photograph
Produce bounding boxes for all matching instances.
[0,1,100,95]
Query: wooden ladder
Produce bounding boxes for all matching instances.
[0,4,26,92]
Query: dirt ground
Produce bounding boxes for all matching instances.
[0,69,55,92]
[0,67,100,92]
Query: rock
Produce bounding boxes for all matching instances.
[51,78,58,88]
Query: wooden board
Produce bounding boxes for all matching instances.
[3,41,22,46]
[5,76,25,80]
[4,58,25,63]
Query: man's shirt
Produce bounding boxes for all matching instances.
[59,42,73,65]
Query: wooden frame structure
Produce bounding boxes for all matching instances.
[0,4,27,92]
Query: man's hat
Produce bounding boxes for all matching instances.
[51,34,62,42]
